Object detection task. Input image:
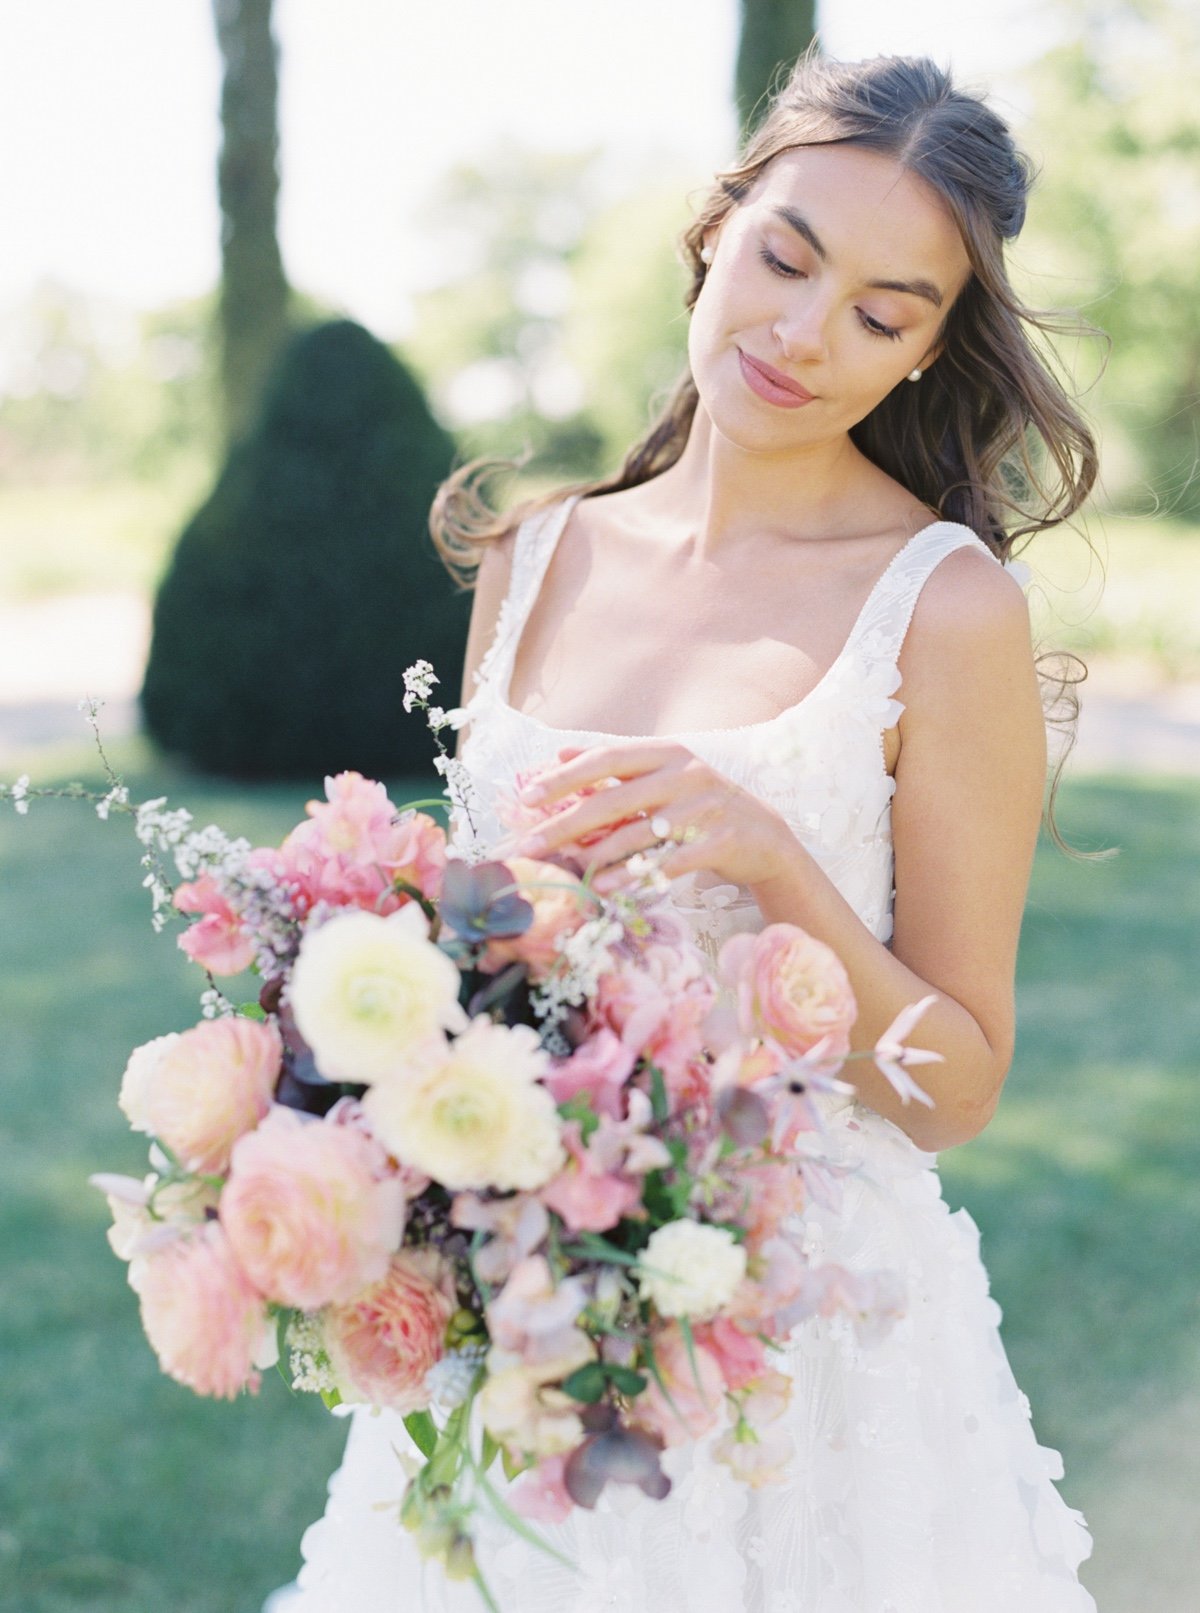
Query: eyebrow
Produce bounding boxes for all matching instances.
[769,205,945,309]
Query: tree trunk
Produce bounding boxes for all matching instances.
[735,0,818,146]
[212,0,290,447]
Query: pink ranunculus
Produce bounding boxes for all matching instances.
[323,1246,458,1412]
[543,1025,637,1119]
[691,1315,770,1391]
[508,1451,575,1524]
[596,941,716,1084]
[718,924,857,1060]
[131,1017,282,1174]
[279,771,447,916]
[221,1106,406,1309]
[128,1221,273,1400]
[174,874,257,975]
[536,1119,644,1233]
[479,856,590,981]
[633,1322,726,1448]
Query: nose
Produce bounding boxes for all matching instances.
[771,286,831,365]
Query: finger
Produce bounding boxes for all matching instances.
[518,740,688,807]
[515,774,674,854]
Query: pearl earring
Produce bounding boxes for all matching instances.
[907,368,923,382]
[700,245,713,263]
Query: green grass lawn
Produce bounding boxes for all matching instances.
[0,741,1196,1612]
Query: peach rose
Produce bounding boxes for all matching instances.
[543,1025,637,1119]
[633,1322,726,1448]
[221,1106,406,1309]
[323,1246,458,1411]
[479,856,590,980]
[128,1221,273,1400]
[718,924,857,1060]
[121,1017,282,1174]
[692,1316,770,1391]
[174,874,256,975]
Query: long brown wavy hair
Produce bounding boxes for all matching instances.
[428,50,1105,856]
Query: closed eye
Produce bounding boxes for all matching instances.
[757,246,903,343]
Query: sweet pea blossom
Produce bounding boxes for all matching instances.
[174,873,256,975]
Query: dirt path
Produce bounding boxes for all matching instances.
[2,591,1199,776]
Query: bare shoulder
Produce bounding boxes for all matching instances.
[901,541,1034,690]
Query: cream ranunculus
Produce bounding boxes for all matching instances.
[362,1016,566,1192]
[636,1219,749,1321]
[287,904,467,1084]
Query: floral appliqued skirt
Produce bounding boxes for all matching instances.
[283,1103,1097,1613]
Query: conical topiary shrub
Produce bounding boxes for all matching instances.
[140,318,469,780]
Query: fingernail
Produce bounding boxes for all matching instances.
[520,834,547,856]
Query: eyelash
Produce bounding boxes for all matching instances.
[757,246,903,342]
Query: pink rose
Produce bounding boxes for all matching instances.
[633,1322,726,1448]
[496,770,644,852]
[543,1025,637,1119]
[536,1119,643,1233]
[174,874,256,975]
[128,1221,272,1400]
[323,1246,458,1411]
[221,1106,406,1309]
[123,1017,282,1174]
[691,1315,769,1391]
[479,856,590,981]
[718,924,857,1060]
[280,771,447,915]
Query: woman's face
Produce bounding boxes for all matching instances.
[689,143,973,446]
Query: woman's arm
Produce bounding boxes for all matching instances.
[452,528,517,761]
[748,547,1047,1153]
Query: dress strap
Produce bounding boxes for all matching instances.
[470,493,581,701]
[845,520,1004,675]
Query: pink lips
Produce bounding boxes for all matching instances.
[738,348,815,409]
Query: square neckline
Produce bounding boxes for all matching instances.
[492,490,958,743]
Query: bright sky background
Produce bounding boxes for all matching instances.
[2,0,1058,342]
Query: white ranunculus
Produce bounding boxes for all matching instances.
[118,1032,182,1133]
[635,1219,748,1320]
[362,1016,566,1192]
[288,905,467,1084]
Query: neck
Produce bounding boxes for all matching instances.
[637,402,871,560]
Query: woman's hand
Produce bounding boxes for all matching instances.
[499,740,802,893]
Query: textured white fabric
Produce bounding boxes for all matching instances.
[285,492,1097,1611]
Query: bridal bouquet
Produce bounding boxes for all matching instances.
[4,669,941,1612]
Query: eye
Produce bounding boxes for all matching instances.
[860,311,902,342]
[758,246,804,280]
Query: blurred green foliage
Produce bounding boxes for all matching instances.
[1018,0,1200,513]
[400,138,698,480]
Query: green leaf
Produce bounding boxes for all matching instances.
[403,1410,439,1460]
[480,1429,500,1472]
[556,1091,600,1143]
[561,1361,607,1402]
[640,1332,686,1427]
[647,1062,669,1124]
[319,1387,343,1410]
[237,1000,268,1021]
[678,1315,705,1397]
[606,1365,647,1396]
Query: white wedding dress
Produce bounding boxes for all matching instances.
[279,492,1098,1612]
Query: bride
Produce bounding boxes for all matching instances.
[272,49,1099,1612]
